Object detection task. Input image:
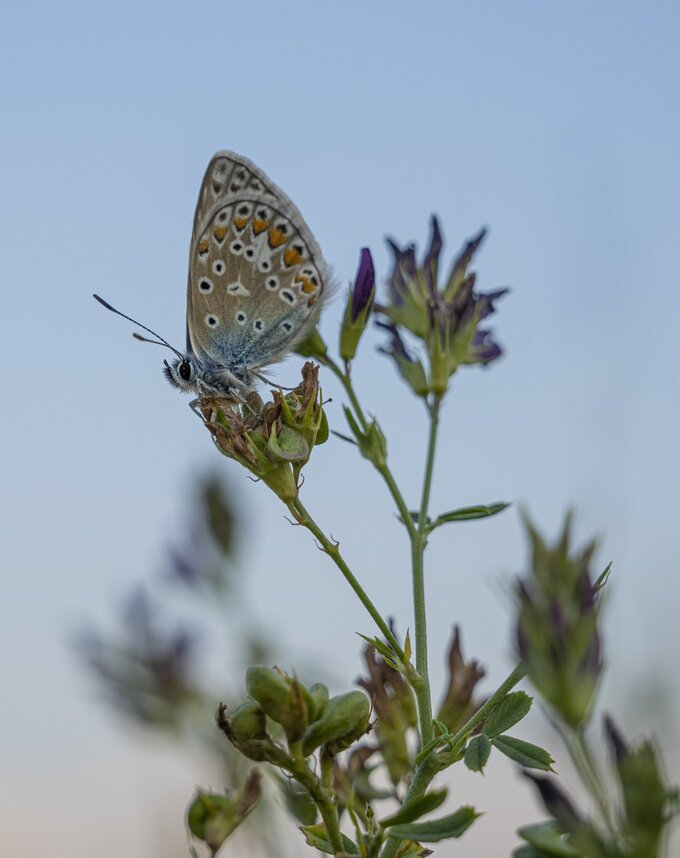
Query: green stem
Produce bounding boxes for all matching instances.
[380,663,526,858]
[560,724,617,837]
[288,497,403,660]
[322,355,439,746]
[321,356,370,433]
[285,755,343,855]
[409,396,442,746]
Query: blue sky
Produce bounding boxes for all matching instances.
[2,2,679,856]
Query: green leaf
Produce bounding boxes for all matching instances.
[492,735,555,771]
[357,634,401,670]
[381,790,448,827]
[301,823,359,854]
[464,734,492,772]
[517,821,583,856]
[394,843,430,858]
[483,691,533,737]
[387,805,480,842]
[428,502,509,531]
[593,562,612,593]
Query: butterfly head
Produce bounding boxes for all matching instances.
[163,354,255,397]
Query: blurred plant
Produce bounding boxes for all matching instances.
[75,474,301,855]
[513,516,679,857]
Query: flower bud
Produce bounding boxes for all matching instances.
[296,327,328,359]
[187,770,261,854]
[301,690,371,756]
[340,248,376,362]
[378,323,429,398]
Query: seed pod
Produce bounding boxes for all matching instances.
[246,666,311,742]
[229,701,267,742]
[246,666,292,720]
[301,690,371,756]
[308,682,330,722]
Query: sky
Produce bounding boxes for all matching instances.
[1,2,679,856]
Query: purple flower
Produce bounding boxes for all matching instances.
[377,218,508,394]
[351,248,376,322]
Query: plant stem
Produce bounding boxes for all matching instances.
[286,755,344,855]
[409,395,442,746]
[379,663,526,858]
[288,497,403,660]
[322,356,440,746]
[560,723,617,837]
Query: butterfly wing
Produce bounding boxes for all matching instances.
[186,152,328,382]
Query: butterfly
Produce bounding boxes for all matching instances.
[95,151,329,398]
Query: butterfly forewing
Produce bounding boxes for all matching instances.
[187,152,328,377]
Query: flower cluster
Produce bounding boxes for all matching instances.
[376,217,507,397]
[515,513,603,727]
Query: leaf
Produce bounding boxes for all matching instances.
[387,805,480,842]
[301,823,359,854]
[593,561,612,593]
[381,790,448,827]
[464,734,492,772]
[517,821,583,857]
[428,502,509,531]
[492,735,555,771]
[394,842,433,858]
[357,634,401,670]
[482,691,533,737]
[403,629,413,664]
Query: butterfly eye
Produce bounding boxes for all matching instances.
[178,360,193,382]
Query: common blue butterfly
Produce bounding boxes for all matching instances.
[95,151,329,398]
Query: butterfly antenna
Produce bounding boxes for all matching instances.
[93,294,184,359]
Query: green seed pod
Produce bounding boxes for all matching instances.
[308,682,330,722]
[229,701,267,742]
[246,666,311,742]
[301,690,371,756]
[246,666,292,720]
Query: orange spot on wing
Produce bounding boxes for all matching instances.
[252,218,269,234]
[295,274,317,293]
[284,247,303,267]
[213,224,228,241]
[233,216,248,231]
[307,295,318,307]
[198,239,209,254]
[268,227,287,248]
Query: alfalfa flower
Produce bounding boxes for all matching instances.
[376,217,507,396]
[515,512,604,728]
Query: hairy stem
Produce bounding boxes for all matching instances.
[288,497,403,660]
